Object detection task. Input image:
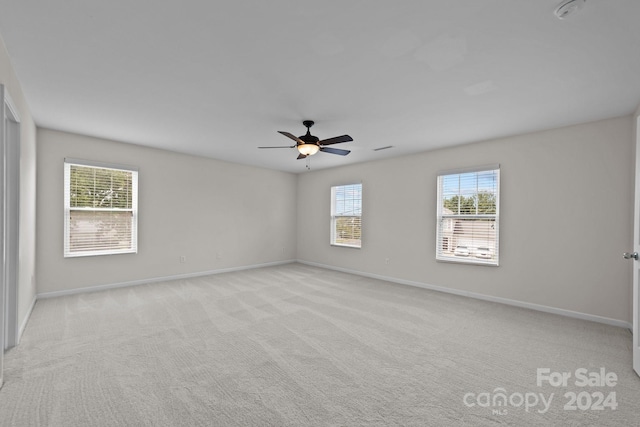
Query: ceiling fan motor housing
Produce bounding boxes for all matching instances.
[299,134,319,144]
[300,120,319,144]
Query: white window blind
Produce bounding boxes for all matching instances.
[64,159,138,257]
[436,166,499,265]
[331,183,362,248]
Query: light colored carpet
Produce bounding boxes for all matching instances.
[1,263,639,426]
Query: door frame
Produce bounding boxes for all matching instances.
[634,113,640,377]
[0,85,20,389]
[3,87,20,350]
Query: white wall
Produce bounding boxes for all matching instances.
[37,129,297,294]
[0,36,37,334]
[297,116,634,324]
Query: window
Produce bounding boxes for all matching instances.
[64,159,138,257]
[331,183,362,248]
[436,166,499,265]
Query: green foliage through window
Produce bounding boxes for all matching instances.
[70,165,133,210]
[443,192,496,215]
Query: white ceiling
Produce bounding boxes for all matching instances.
[0,0,639,173]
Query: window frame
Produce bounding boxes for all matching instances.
[63,158,139,258]
[436,165,500,266]
[330,183,363,249]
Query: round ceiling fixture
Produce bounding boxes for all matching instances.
[554,0,586,20]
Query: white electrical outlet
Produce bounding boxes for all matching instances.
[180,255,186,263]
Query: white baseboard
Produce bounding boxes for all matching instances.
[18,295,37,344]
[37,259,296,300]
[297,260,632,330]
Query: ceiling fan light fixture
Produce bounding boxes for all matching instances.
[297,143,320,156]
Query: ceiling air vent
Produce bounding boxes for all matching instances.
[373,145,394,152]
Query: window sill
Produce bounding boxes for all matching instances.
[64,249,137,258]
[436,256,498,267]
[331,243,361,249]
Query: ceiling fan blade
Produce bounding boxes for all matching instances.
[258,145,296,149]
[318,135,353,146]
[320,147,350,156]
[278,131,304,144]
[297,153,307,160]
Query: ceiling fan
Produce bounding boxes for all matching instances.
[259,120,353,159]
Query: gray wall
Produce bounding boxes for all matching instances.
[0,36,38,334]
[37,129,297,294]
[297,116,634,324]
